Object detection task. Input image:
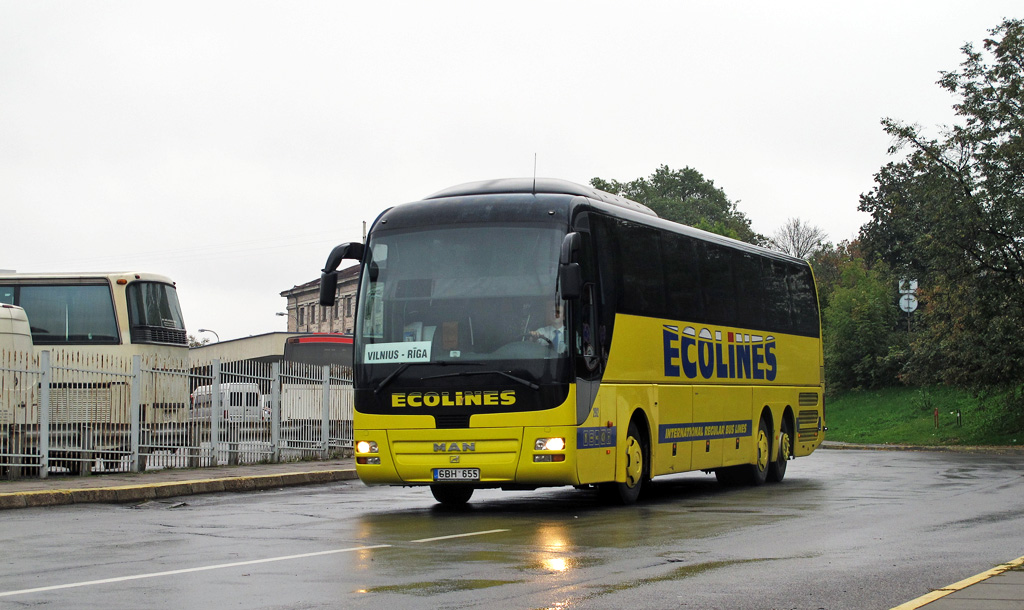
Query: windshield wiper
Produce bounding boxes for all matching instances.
[373,361,474,394]
[374,363,412,395]
[420,370,540,390]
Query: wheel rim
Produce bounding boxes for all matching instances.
[756,427,770,471]
[779,430,791,465]
[624,435,643,488]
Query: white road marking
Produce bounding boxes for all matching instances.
[410,528,510,543]
[2,528,512,598]
[0,544,392,598]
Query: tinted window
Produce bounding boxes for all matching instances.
[127,282,185,330]
[788,266,820,336]
[15,284,119,345]
[618,221,666,316]
[700,244,737,326]
[588,213,820,338]
[733,252,765,329]
[763,260,793,331]
[663,234,704,322]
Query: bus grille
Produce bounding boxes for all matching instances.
[435,414,471,429]
[132,326,188,346]
[799,392,819,406]
[797,409,820,441]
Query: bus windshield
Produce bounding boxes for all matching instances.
[127,281,187,345]
[357,224,567,378]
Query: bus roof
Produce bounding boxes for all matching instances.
[0,271,176,285]
[417,178,807,268]
[425,178,658,217]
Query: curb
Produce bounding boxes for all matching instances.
[891,555,1024,610]
[820,441,1024,454]
[0,469,358,511]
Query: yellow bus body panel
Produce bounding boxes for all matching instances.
[354,313,824,487]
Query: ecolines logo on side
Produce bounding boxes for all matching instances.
[662,326,778,381]
[391,390,516,408]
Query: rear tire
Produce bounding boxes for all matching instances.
[715,416,770,486]
[767,418,791,483]
[430,484,474,506]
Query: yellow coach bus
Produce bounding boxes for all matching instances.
[319,178,825,505]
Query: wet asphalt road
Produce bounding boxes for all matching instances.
[2,448,1022,610]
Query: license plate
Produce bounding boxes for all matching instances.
[432,468,480,481]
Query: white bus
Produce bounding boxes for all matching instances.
[0,272,190,471]
[0,271,188,359]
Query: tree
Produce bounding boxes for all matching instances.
[591,165,763,244]
[858,18,1024,394]
[808,239,861,311]
[188,334,210,348]
[823,258,906,392]
[768,217,828,259]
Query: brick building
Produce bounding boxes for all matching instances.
[279,265,360,334]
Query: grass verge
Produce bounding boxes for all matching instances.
[826,386,1023,446]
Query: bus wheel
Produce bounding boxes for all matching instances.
[715,416,770,486]
[600,421,647,505]
[750,416,770,485]
[430,484,474,506]
[767,418,792,483]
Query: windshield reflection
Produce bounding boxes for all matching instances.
[356,225,567,386]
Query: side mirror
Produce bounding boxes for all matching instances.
[560,233,580,265]
[559,262,582,300]
[319,242,364,306]
[319,272,339,306]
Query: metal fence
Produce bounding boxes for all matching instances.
[0,349,353,479]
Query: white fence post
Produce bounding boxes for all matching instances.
[210,359,221,464]
[130,355,142,473]
[321,364,330,459]
[271,362,281,463]
[38,350,50,479]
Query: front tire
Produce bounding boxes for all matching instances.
[430,484,474,506]
[599,420,647,505]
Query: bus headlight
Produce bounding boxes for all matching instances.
[535,437,565,451]
[356,440,378,454]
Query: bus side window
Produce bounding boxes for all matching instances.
[571,225,602,376]
[579,283,600,373]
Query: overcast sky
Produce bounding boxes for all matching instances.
[2,2,1019,341]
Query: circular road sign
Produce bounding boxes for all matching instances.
[899,293,918,313]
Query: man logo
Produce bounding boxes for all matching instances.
[450,455,460,463]
[433,442,476,452]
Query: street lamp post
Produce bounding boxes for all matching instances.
[276,311,294,332]
[197,328,220,342]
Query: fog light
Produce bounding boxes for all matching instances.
[533,454,565,463]
[356,440,378,454]
[534,437,566,451]
[357,456,381,465]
